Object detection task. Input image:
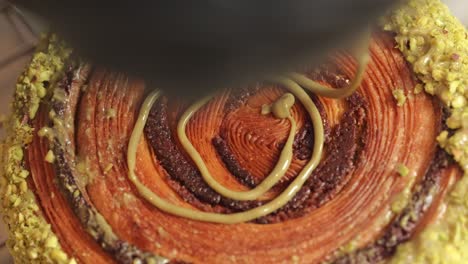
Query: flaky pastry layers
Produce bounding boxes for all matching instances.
[1,0,468,263]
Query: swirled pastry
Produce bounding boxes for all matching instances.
[1,0,467,263]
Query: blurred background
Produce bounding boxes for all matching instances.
[0,0,466,262]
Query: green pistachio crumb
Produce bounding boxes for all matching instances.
[103,163,114,174]
[105,108,116,119]
[50,249,68,262]
[44,150,56,163]
[391,189,411,213]
[28,249,38,259]
[396,163,410,177]
[384,0,468,263]
[0,113,6,126]
[392,89,407,106]
[261,104,271,115]
[147,258,157,264]
[414,83,424,94]
[45,236,58,248]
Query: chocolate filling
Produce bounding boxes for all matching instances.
[212,136,258,188]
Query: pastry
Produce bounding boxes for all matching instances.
[1,0,467,263]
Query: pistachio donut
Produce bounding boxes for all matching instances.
[1,0,468,263]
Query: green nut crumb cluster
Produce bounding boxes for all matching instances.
[0,35,75,263]
[392,89,407,106]
[384,0,468,263]
[396,163,409,177]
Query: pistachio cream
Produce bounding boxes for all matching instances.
[176,93,297,201]
[127,82,325,224]
[289,30,371,99]
[268,93,296,119]
[126,29,371,223]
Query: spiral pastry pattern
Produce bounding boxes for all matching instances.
[1,1,467,263]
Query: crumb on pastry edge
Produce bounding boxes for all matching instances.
[384,0,468,263]
[0,35,75,263]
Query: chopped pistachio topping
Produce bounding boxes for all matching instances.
[445,108,468,129]
[44,150,56,163]
[261,104,271,115]
[0,35,74,263]
[103,163,114,174]
[391,164,416,214]
[414,83,424,94]
[396,163,410,177]
[291,255,300,264]
[38,126,55,142]
[12,35,71,120]
[391,188,412,213]
[105,108,116,119]
[437,129,468,171]
[0,113,6,125]
[392,89,407,106]
[384,0,468,263]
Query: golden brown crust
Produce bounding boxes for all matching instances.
[1,1,467,263]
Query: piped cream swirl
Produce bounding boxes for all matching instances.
[127,38,370,223]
